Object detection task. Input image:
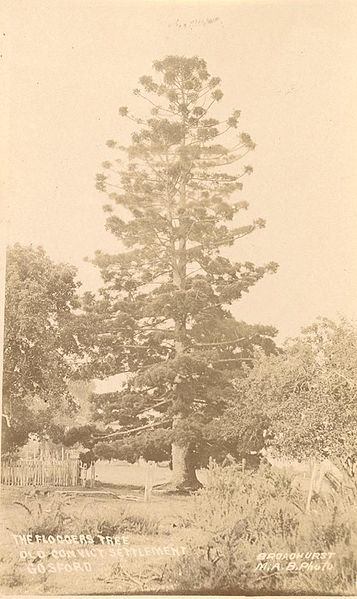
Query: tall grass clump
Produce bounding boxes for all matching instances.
[165,462,357,595]
[80,507,160,538]
[14,496,76,537]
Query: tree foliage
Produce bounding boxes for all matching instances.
[234,318,357,474]
[85,56,278,484]
[2,244,83,453]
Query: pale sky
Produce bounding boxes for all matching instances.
[2,0,357,355]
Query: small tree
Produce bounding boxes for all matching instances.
[2,244,83,453]
[236,318,357,477]
[87,56,278,490]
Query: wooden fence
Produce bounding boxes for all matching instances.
[1,458,80,487]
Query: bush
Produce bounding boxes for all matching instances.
[165,462,357,595]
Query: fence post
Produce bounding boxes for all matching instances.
[90,462,95,488]
[144,461,155,502]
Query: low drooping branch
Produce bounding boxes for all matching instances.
[94,418,171,440]
[135,398,173,415]
[191,335,256,348]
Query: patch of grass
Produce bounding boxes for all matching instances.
[14,495,161,539]
[82,510,160,538]
[14,496,77,538]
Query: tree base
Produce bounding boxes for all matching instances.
[167,439,203,493]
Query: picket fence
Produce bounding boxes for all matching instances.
[1,458,80,487]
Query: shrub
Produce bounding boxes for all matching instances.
[165,462,357,595]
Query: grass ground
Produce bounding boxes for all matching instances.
[1,460,354,595]
[0,461,200,595]
[95,459,208,487]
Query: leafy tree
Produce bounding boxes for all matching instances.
[87,56,278,490]
[235,318,357,477]
[67,379,95,426]
[2,244,83,453]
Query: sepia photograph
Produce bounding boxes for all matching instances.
[1,0,357,596]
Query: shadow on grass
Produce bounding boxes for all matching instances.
[98,481,144,493]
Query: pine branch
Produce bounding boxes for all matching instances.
[135,398,173,415]
[96,337,174,351]
[134,90,174,114]
[94,418,171,440]
[187,226,255,254]
[191,335,257,348]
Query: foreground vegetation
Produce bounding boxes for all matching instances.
[165,462,357,595]
[1,462,356,595]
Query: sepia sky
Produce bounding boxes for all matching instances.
[2,0,357,347]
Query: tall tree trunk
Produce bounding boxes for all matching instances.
[165,98,203,493]
[167,414,202,492]
[170,440,202,491]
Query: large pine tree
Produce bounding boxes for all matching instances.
[86,56,278,491]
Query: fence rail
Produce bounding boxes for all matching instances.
[1,458,80,487]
